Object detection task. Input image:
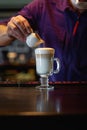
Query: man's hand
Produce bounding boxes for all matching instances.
[7,15,32,42]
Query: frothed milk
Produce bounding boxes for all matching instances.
[35,48,55,75]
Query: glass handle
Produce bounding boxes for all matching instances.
[53,58,60,74]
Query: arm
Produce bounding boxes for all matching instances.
[0,25,15,46]
[0,15,32,46]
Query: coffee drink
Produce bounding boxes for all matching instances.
[35,48,59,76]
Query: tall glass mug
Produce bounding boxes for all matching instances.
[35,48,60,89]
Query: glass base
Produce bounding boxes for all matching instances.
[35,85,54,90]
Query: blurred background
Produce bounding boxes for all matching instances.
[0,0,39,82]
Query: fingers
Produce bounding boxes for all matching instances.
[7,15,32,42]
[18,15,33,33]
[7,19,25,41]
[11,15,31,35]
[7,22,25,41]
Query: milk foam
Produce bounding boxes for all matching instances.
[35,48,55,54]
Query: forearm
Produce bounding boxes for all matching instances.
[0,25,15,46]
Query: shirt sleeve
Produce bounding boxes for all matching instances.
[0,19,9,25]
[0,13,18,25]
[17,0,44,31]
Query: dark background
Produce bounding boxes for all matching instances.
[0,0,39,82]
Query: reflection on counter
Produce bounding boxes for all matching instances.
[36,89,62,112]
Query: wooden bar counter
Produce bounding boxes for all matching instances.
[0,81,87,129]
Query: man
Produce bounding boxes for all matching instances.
[0,0,87,81]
